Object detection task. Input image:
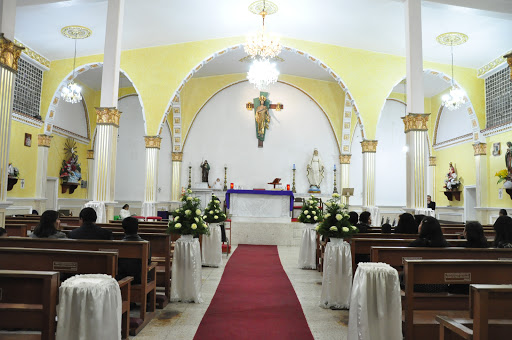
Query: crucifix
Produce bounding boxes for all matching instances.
[245,91,283,148]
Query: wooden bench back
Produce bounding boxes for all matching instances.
[4,223,28,237]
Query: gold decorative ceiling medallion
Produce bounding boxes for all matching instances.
[248,1,278,15]
[239,55,284,63]
[436,32,468,46]
[61,26,92,40]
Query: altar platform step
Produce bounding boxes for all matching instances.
[231,222,304,246]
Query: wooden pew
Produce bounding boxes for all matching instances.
[354,233,460,239]
[4,223,28,237]
[436,284,512,340]
[403,259,512,340]
[0,270,59,340]
[0,237,156,336]
[0,247,132,339]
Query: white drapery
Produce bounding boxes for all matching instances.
[320,238,352,309]
[171,234,203,303]
[202,223,223,267]
[298,223,317,269]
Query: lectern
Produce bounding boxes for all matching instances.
[342,188,354,209]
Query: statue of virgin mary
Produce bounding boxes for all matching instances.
[306,149,324,193]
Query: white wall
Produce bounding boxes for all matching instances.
[157,123,172,202]
[53,99,88,138]
[349,123,363,206]
[375,100,407,206]
[436,104,473,144]
[181,81,340,193]
[115,95,146,201]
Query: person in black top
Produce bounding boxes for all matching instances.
[381,223,392,234]
[116,217,151,284]
[427,195,435,210]
[348,211,358,227]
[499,209,508,216]
[0,228,6,237]
[356,211,371,233]
[68,207,113,240]
[409,216,449,247]
[463,221,489,248]
[394,213,418,234]
[493,215,512,248]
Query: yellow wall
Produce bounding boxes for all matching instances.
[7,121,41,198]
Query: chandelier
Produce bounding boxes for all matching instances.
[245,1,281,59]
[437,32,468,111]
[247,58,279,91]
[60,26,92,104]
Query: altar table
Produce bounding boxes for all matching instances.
[225,190,294,222]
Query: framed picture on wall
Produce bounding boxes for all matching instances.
[24,133,32,147]
[493,142,501,156]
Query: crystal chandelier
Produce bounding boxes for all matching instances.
[60,26,92,104]
[437,32,468,111]
[245,1,281,59]
[247,58,279,91]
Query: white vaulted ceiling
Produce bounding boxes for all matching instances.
[13,0,512,69]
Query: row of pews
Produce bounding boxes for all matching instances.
[316,224,512,340]
[0,215,176,340]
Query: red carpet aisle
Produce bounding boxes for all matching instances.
[194,245,314,340]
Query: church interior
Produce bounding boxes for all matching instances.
[1,0,512,339]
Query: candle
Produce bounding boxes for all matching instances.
[334,164,336,170]
[293,163,296,170]
[230,183,234,189]
[286,184,290,191]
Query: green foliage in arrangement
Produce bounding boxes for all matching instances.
[167,189,209,236]
[203,193,227,223]
[298,195,323,224]
[316,193,358,238]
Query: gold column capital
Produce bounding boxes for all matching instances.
[429,156,437,166]
[96,107,121,127]
[0,33,24,72]
[473,142,487,156]
[402,113,429,132]
[172,152,183,161]
[87,150,94,159]
[505,52,512,79]
[361,140,378,153]
[339,154,351,164]
[37,134,52,147]
[144,136,162,149]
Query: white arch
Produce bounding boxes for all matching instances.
[158,44,366,155]
[44,63,148,140]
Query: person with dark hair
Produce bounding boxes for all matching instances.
[356,211,371,233]
[120,204,131,219]
[499,209,508,216]
[394,213,418,234]
[0,228,6,237]
[413,214,425,227]
[30,210,66,239]
[381,223,392,234]
[493,215,512,248]
[427,195,435,210]
[409,216,449,247]
[68,207,112,240]
[117,217,151,284]
[348,211,359,226]
[463,221,489,248]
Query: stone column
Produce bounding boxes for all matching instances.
[142,136,161,217]
[86,150,94,200]
[404,0,424,113]
[90,0,125,222]
[402,114,429,210]
[473,143,488,223]
[429,156,436,201]
[35,134,52,212]
[171,152,182,201]
[339,154,351,205]
[361,140,378,208]
[0,2,22,229]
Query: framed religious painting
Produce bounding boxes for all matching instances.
[24,133,32,147]
[493,142,501,156]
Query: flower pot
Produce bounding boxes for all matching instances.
[504,181,512,189]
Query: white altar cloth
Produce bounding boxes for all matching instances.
[226,190,293,222]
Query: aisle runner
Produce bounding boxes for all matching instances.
[194,245,314,340]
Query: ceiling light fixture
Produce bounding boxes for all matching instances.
[247,58,280,91]
[245,1,281,59]
[60,25,92,104]
[437,32,468,111]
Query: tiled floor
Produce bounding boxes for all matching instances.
[132,245,348,340]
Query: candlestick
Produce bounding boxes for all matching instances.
[334,164,336,170]
[333,168,338,194]
[223,166,228,191]
[293,163,296,170]
[292,168,296,193]
[188,165,192,189]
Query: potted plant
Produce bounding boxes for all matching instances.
[167,189,209,238]
[316,193,358,242]
[298,195,323,224]
[298,195,323,269]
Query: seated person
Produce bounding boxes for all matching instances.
[348,211,359,227]
[427,195,435,210]
[68,207,113,240]
[381,223,392,234]
[30,210,66,239]
[493,215,512,248]
[413,214,425,227]
[355,211,371,233]
[463,221,489,248]
[116,217,151,284]
[119,204,131,219]
[394,213,418,234]
[0,228,6,237]
[499,208,508,216]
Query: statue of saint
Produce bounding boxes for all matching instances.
[444,162,459,190]
[506,141,512,176]
[306,149,325,190]
[255,95,270,140]
[200,160,210,183]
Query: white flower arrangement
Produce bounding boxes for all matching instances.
[298,195,323,224]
